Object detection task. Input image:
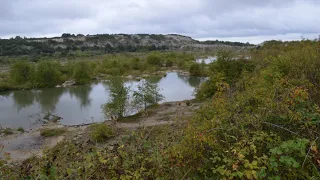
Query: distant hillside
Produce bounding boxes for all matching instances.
[0,33,255,56]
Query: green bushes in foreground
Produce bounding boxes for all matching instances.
[179,40,320,179]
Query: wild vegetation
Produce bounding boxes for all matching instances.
[133,80,164,111]
[104,76,164,119]
[89,123,115,143]
[1,40,320,179]
[40,128,67,137]
[0,51,204,91]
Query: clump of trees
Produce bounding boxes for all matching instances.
[189,63,202,76]
[72,61,91,84]
[147,52,163,67]
[104,77,164,120]
[9,60,62,88]
[2,51,199,92]
[35,61,62,87]
[10,60,34,84]
[133,80,164,110]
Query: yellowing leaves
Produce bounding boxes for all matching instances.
[238,153,245,160]
[232,163,239,170]
[311,144,318,154]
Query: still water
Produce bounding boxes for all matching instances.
[196,56,217,64]
[0,72,203,129]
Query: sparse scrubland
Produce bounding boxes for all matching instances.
[1,40,320,179]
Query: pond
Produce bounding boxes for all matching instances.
[0,72,203,129]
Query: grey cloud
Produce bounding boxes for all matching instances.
[0,0,319,43]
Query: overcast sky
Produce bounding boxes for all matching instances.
[1,0,319,44]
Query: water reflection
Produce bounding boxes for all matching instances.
[12,91,35,111]
[177,74,203,88]
[0,91,11,99]
[35,88,66,112]
[0,72,203,129]
[68,85,92,108]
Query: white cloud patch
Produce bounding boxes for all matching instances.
[0,0,319,44]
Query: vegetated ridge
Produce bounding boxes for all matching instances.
[0,33,255,56]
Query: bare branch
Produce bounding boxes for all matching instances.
[262,122,301,137]
[302,136,319,168]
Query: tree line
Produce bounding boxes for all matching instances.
[0,52,199,91]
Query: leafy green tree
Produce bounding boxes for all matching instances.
[147,52,163,67]
[133,80,164,111]
[10,61,34,84]
[104,77,130,118]
[189,63,202,76]
[35,61,62,87]
[73,61,91,84]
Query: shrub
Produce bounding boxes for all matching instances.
[40,128,67,137]
[1,128,13,135]
[10,61,34,84]
[196,73,224,100]
[34,61,62,87]
[73,61,92,84]
[189,63,201,76]
[17,127,25,133]
[147,52,163,67]
[89,123,115,142]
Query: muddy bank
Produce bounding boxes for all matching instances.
[0,100,201,162]
[0,129,64,162]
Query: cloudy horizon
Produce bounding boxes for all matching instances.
[1,0,320,44]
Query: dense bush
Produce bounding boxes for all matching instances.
[89,123,115,143]
[34,61,62,88]
[189,63,202,76]
[196,51,254,100]
[10,60,34,84]
[147,52,163,67]
[73,61,92,84]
